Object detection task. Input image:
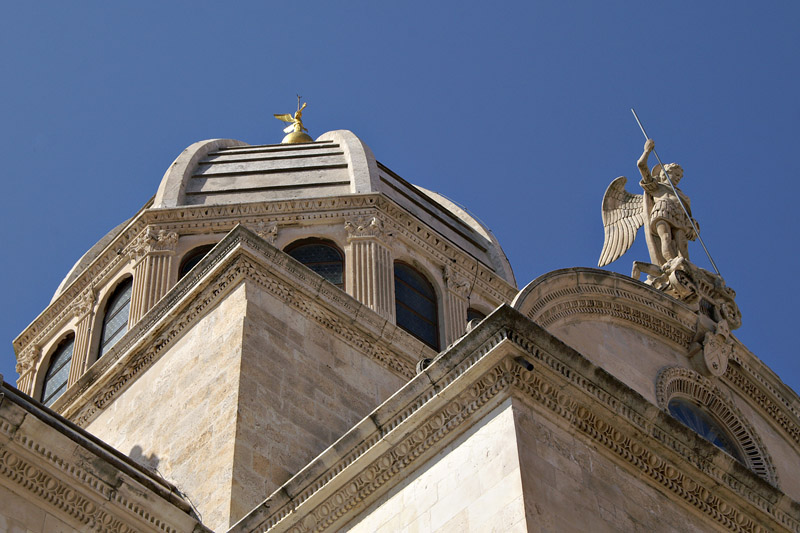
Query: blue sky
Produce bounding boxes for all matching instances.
[1,2,798,394]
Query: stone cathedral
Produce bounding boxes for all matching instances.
[2,116,799,532]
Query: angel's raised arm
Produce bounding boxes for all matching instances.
[637,139,655,183]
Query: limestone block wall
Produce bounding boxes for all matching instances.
[84,283,248,531]
[346,399,527,533]
[228,281,407,525]
[551,320,686,405]
[512,396,720,532]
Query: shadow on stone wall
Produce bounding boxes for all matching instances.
[129,444,160,472]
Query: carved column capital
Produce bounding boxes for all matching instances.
[345,216,389,243]
[16,343,40,375]
[254,221,279,244]
[126,228,179,260]
[72,287,96,319]
[442,264,471,298]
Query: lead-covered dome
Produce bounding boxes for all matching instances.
[152,130,515,286]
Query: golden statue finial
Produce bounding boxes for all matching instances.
[274,96,313,144]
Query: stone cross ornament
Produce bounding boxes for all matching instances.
[598,138,741,377]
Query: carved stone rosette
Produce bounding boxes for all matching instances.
[344,216,394,320]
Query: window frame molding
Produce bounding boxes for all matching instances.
[36,331,76,406]
[656,366,777,485]
[90,275,134,365]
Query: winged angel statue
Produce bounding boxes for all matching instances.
[599,139,699,281]
[274,102,308,135]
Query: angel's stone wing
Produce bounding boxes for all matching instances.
[274,113,294,124]
[598,176,646,267]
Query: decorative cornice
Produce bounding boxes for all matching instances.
[15,192,516,373]
[59,227,422,427]
[0,417,195,533]
[725,363,800,450]
[234,313,800,533]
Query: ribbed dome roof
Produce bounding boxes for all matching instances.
[53,130,515,301]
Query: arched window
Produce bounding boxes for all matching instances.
[98,277,133,359]
[41,334,75,406]
[178,244,215,280]
[285,239,344,288]
[667,398,745,464]
[467,308,486,324]
[394,262,439,350]
[656,367,776,483]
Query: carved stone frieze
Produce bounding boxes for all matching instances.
[15,194,516,370]
[0,408,196,533]
[241,326,796,533]
[725,364,800,449]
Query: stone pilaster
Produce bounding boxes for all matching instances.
[345,216,394,321]
[68,288,96,383]
[128,229,179,324]
[15,344,40,396]
[443,265,471,345]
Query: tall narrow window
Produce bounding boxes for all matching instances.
[394,262,439,350]
[285,239,344,288]
[98,277,133,359]
[178,244,215,280]
[41,334,75,406]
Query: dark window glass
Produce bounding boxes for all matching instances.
[42,335,75,406]
[668,398,745,464]
[98,278,133,359]
[178,244,215,280]
[285,239,344,288]
[394,263,439,349]
[467,308,486,323]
